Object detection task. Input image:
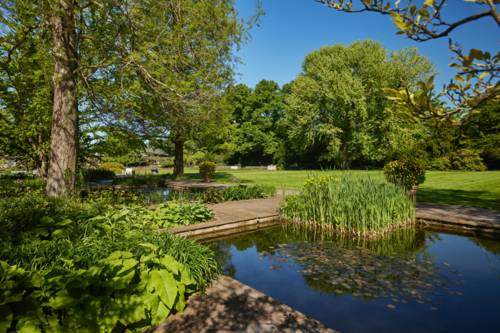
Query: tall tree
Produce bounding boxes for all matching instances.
[225,80,285,166]
[286,41,434,168]
[317,0,499,124]
[0,19,52,176]
[107,0,246,176]
[1,0,128,196]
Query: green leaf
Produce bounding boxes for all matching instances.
[148,269,178,310]
[391,13,409,32]
[16,317,42,333]
[478,72,489,80]
[0,306,13,333]
[47,290,75,309]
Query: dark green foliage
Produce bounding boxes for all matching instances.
[384,157,427,189]
[161,157,175,168]
[280,175,415,237]
[99,162,125,174]
[0,177,44,198]
[216,184,275,202]
[429,150,486,171]
[224,80,285,166]
[83,169,115,182]
[151,202,214,228]
[178,184,276,204]
[112,174,169,187]
[0,194,219,332]
[198,161,216,181]
[81,189,147,206]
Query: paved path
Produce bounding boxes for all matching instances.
[208,196,282,223]
[416,202,500,224]
[152,276,337,333]
[170,196,500,238]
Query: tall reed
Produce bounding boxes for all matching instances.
[280,174,415,238]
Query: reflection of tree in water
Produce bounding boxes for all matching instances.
[270,229,461,304]
[210,227,462,304]
[210,241,236,277]
[473,237,500,255]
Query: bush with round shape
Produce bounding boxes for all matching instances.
[83,168,115,182]
[199,161,216,182]
[383,157,426,190]
[100,162,125,174]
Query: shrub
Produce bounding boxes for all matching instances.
[161,157,175,168]
[0,172,35,180]
[218,184,275,202]
[430,156,452,171]
[112,174,169,186]
[199,161,216,182]
[0,193,67,241]
[280,174,415,238]
[383,157,426,190]
[0,197,219,332]
[178,184,276,204]
[0,178,45,198]
[81,188,147,206]
[449,150,487,171]
[83,168,115,182]
[151,201,214,228]
[100,161,125,174]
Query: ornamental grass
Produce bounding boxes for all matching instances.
[280,174,415,238]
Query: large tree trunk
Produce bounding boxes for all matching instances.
[46,0,78,197]
[173,138,184,177]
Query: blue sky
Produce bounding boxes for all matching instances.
[234,0,499,89]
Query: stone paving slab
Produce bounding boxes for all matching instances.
[151,276,337,333]
[416,202,500,225]
[170,196,500,238]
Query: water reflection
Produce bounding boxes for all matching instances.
[211,227,461,304]
[210,227,500,333]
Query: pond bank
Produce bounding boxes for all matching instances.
[168,196,500,240]
[151,276,337,333]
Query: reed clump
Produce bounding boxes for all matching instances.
[280,174,415,238]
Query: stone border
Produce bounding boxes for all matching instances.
[166,215,280,239]
[418,218,500,239]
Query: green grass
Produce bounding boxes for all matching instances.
[181,169,500,210]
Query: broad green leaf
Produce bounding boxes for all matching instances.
[47,290,75,309]
[0,306,13,333]
[16,317,42,333]
[148,269,178,310]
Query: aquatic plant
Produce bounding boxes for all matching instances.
[280,174,415,238]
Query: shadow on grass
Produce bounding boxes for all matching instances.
[417,188,500,210]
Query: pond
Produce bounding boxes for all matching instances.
[209,227,500,333]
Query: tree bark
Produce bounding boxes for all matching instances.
[46,0,78,197]
[173,138,184,177]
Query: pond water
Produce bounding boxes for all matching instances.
[209,227,500,333]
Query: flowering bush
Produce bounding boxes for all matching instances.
[383,157,426,189]
[100,161,125,174]
[198,161,216,182]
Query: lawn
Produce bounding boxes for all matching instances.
[181,169,500,210]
